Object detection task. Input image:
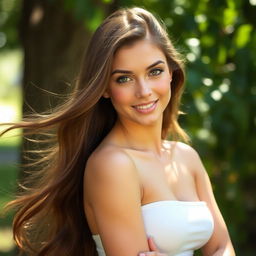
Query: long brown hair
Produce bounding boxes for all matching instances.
[1,7,188,256]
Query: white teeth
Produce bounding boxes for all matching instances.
[134,102,155,110]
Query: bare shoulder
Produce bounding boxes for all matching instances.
[165,140,200,158]
[165,140,203,174]
[86,145,137,178]
[84,144,140,201]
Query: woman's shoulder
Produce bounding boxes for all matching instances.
[164,140,199,156]
[85,144,138,182]
[89,143,134,165]
[164,140,202,169]
[84,144,141,205]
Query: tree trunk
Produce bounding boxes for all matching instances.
[20,0,90,113]
[19,0,90,178]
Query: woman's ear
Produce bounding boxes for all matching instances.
[167,63,173,81]
[169,71,173,83]
[102,90,110,98]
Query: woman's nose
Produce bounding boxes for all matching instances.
[135,79,152,98]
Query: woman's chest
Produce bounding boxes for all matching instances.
[125,149,199,203]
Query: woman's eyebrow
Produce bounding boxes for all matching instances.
[146,60,165,70]
[111,60,165,76]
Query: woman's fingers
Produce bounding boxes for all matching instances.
[139,252,167,256]
[147,236,158,252]
[138,237,168,256]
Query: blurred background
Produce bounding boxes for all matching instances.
[0,0,255,255]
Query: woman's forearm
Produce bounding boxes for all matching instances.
[212,244,236,256]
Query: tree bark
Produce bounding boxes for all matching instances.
[19,0,91,178]
[20,0,90,113]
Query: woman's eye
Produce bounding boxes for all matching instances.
[116,76,131,84]
[149,68,163,76]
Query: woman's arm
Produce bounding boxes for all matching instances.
[84,147,150,256]
[185,145,235,256]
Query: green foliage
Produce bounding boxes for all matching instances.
[0,0,21,50]
[62,0,111,31]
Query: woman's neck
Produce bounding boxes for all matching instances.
[108,118,164,156]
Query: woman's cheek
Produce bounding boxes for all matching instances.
[155,77,171,95]
[110,87,133,105]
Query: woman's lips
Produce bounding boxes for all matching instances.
[132,100,158,113]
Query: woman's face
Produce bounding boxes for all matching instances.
[104,39,172,127]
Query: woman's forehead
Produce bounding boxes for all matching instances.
[112,39,166,70]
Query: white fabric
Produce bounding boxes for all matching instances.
[92,200,214,256]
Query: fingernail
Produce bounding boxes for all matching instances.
[139,253,145,256]
[148,236,153,239]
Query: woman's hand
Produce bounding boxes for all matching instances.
[139,237,168,256]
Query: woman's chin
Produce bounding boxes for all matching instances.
[132,114,162,127]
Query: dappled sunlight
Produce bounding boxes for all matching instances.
[0,47,21,255]
[0,227,15,253]
[165,161,179,184]
[0,50,22,146]
[0,106,16,123]
[30,5,44,26]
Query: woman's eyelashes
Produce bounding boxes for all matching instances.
[149,68,164,77]
[115,68,164,84]
[116,76,132,84]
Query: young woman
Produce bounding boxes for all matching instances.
[2,7,235,256]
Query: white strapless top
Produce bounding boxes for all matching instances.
[92,200,214,256]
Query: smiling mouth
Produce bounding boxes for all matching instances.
[132,100,158,111]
